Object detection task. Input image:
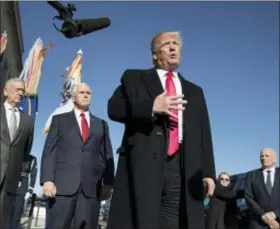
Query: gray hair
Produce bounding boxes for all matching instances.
[4,78,25,88]
[150,31,183,55]
[71,82,91,97]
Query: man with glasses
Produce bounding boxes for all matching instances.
[245,148,279,229]
[206,172,242,229]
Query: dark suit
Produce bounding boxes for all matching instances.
[10,155,37,229]
[0,104,34,229]
[40,110,114,229]
[245,168,280,229]
[206,183,243,229]
[107,68,216,229]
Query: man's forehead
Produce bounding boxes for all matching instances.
[7,81,25,89]
[260,148,275,156]
[158,33,179,43]
[77,85,91,92]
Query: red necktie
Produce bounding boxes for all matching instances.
[80,113,89,143]
[165,71,179,156]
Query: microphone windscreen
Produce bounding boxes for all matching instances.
[78,18,111,34]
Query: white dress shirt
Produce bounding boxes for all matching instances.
[73,108,90,133]
[156,69,183,143]
[4,101,20,129]
[263,167,276,187]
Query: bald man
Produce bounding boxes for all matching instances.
[245,148,279,229]
[40,83,115,229]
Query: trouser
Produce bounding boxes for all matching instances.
[159,147,187,229]
[46,185,101,229]
[9,193,26,229]
[0,176,14,229]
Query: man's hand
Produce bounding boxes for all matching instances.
[262,212,277,223]
[268,220,280,229]
[153,91,187,118]
[262,212,279,229]
[203,177,215,197]
[100,185,112,201]
[43,181,56,198]
[24,192,32,200]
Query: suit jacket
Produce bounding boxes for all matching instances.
[107,68,216,229]
[0,105,34,193]
[40,110,114,198]
[245,168,280,229]
[16,154,37,195]
[206,183,243,229]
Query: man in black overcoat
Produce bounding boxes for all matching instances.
[107,31,216,229]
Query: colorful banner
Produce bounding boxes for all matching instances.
[43,49,83,133]
[18,37,52,119]
[0,30,8,68]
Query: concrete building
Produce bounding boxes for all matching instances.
[0,1,24,102]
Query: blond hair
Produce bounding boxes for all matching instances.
[218,172,231,180]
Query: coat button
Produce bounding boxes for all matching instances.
[152,154,157,160]
[156,132,162,136]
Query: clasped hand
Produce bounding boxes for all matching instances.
[153,91,187,118]
[43,181,57,198]
[262,212,279,229]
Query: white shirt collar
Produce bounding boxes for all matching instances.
[263,167,276,173]
[156,69,178,79]
[73,108,90,117]
[4,101,19,111]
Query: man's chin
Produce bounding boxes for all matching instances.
[15,100,22,105]
[168,62,179,70]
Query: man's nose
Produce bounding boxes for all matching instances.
[169,44,175,50]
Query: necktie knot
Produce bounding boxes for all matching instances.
[166,71,173,79]
[267,170,271,174]
[80,113,85,117]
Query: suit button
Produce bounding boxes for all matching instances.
[152,154,157,160]
[156,132,162,136]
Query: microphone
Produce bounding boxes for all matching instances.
[47,1,111,39]
[61,18,111,38]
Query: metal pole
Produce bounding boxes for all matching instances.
[26,194,36,229]
[35,200,40,226]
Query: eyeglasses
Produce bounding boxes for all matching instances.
[220,178,229,182]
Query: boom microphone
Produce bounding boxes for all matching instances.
[47,1,111,39]
[61,18,111,38]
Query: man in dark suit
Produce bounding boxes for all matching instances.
[40,83,114,229]
[10,154,37,229]
[107,31,216,229]
[245,148,279,229]
[0,78,34,229]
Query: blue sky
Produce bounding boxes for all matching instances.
[18,1,279,194]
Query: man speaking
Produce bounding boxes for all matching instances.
[107,31,216,229]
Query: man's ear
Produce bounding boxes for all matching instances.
[3,88,8,97]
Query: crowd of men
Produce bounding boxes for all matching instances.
[0,31,279,229]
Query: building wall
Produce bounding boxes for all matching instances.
[0,1,24,102]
